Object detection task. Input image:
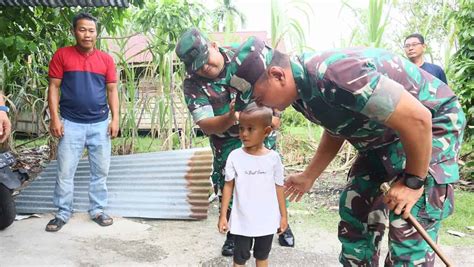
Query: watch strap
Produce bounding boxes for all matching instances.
[0,105,9,113]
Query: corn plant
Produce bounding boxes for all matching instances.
[341,0,393,48]
[270,0,314,53]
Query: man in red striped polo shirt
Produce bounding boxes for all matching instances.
[46,12,119,232]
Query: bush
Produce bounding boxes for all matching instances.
[280,106,309,129]
[449,0,474,138]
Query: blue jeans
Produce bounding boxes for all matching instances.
[53,118,111,222]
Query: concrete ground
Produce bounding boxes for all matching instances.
[1,203,472,266]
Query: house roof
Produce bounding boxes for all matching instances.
[0,0,129,7]
[106,34,153,64]
[107,31,285,64]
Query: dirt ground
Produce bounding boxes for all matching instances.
[1,196,473,266]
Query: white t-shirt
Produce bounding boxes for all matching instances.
[225,148,284,237]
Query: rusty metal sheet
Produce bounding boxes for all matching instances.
[14,148,213,220]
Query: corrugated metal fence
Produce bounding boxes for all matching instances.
[15,148,213,220]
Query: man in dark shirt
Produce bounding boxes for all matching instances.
[404,33,448,84]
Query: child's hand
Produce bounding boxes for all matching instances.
[277,217,288,235]
[218,217,229,234]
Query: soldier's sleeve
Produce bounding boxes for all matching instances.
[233,87,252,112]
[183,78,215,123]
[322,57,404,123]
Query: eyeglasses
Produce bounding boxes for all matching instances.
[404,43,423,49]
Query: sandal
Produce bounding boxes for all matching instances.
[45,218,66,232]
[92,213,113,227]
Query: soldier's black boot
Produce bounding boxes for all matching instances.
[278,225,295,247]
[221,232,235,256]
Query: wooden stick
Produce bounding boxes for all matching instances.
[380,182,453,267]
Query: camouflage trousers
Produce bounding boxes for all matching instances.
[338,171,454,266]
[209,137,242,194]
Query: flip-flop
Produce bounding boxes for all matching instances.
[45,218,66,232]
[92,213,113,226]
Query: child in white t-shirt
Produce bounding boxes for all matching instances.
[218,104,288,267]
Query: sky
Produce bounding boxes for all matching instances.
[232,0,369,50]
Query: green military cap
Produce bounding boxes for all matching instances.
[175,28,210,74]
[229,36,273,96]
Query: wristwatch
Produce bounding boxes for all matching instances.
[403,173,425,189]
[0,106,9,113]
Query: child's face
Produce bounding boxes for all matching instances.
[238,113,271,149]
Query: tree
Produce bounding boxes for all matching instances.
[393,0,458,67]
[122,0,211,151]
[449,0,474,139]
[211,0,246,33]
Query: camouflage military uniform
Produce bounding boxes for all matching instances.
[288,48,465,266]
[183,47,278,194]
[230,39,465,266]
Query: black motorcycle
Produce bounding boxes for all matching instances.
[0,152,28,230]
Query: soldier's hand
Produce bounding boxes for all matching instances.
[284,172,315,202]
[383,179,424,219]
[228,99,239,122]
[0,111,11,143]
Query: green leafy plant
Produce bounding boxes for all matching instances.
[449,0,474,139]
[270,0,314,53]
[341,0,393,48]
[212,0,246,33]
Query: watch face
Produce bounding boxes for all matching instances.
[405,175,424,189]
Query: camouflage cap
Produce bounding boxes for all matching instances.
[229,36,273,95]
[175,28,210,73]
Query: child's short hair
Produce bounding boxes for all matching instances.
[241,102,273,127]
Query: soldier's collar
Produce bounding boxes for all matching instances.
[290,55,310,100]
[219,47,233,64]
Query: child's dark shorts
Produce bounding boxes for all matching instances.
[233,234,274,265]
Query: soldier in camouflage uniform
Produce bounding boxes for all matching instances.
[229,37,466,266]
[174,28,295,256]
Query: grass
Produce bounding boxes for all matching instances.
[282,125,323,140]
[287,194,339,231]
[14,135,48,149]
[13,134,209,155]
[439,190,474,246]
[288,188,474,247]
